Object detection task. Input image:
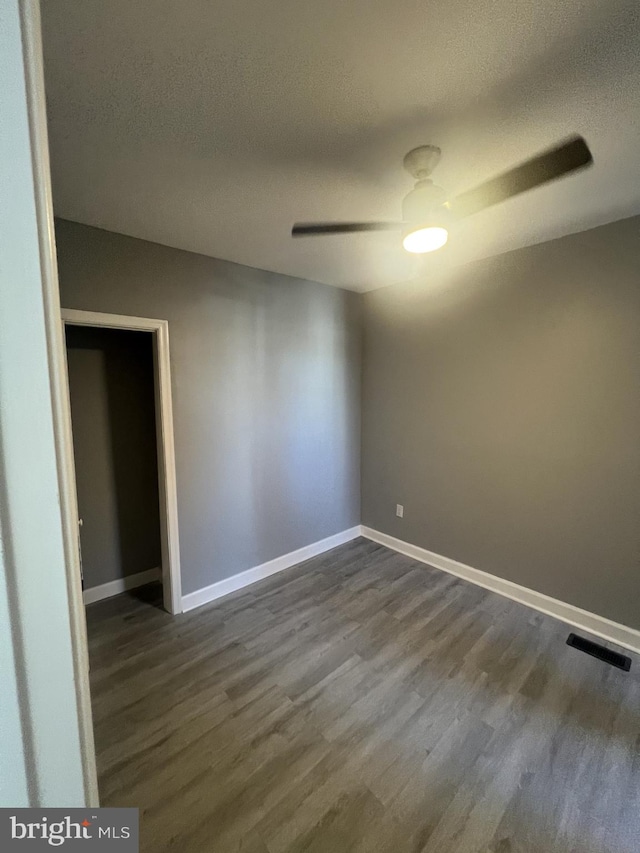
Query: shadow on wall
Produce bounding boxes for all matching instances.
[207,269,360,572]
[65,325,162,589]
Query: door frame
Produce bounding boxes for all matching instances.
[5,0,98,805]
[62,309,183,615]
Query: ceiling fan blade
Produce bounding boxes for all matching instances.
[292,222,403,237]
[450,135,593,218]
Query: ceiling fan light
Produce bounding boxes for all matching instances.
[402,225,448,254]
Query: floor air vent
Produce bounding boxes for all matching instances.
[566,633,631,671]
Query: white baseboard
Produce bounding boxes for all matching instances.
[182,526,361,613]
[83,567,161,605]
[361,526,640,655]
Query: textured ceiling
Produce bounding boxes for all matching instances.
[41,0,640,291]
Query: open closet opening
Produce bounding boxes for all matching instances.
[63,310,182,615]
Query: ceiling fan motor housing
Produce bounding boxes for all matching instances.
[402,180,447,224]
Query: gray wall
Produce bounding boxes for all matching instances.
[66,326,161,590]
[55,219,361,596]
[362,215,640,630]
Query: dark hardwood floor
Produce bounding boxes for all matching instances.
[86,537,640,852]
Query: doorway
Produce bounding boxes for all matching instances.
[62,310,182,614]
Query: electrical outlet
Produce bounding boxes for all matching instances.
[396,504,404,518]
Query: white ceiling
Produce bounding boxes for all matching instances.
[41,0,640,292]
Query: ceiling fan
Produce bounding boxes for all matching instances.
[292,135,593,254]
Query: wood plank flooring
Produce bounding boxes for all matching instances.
[86,538,640,853]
